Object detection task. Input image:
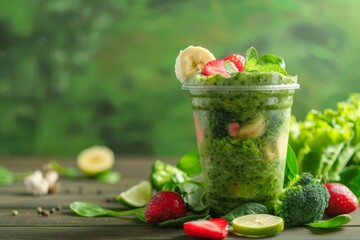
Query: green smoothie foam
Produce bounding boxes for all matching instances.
[183,71,298,215]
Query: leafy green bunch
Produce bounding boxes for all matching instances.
[289,93,360,195]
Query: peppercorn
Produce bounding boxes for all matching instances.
[36,206,43,214]
[42,210,49,217]
[55,205,62,211]
[12,210,18,216]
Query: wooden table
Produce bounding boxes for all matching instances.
[1,157,359,240]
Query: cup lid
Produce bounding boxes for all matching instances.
[182,83,300,91]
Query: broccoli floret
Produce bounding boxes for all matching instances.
[274,172,330,227]
[149,160,190,190]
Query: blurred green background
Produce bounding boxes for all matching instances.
[0,0,359,157]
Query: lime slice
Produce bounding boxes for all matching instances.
[77,146,115,176]
[116,181,153,208]
[232,214,284,237]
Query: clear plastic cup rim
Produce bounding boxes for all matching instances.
[182,83,300,91]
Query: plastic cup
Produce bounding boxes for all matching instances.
[183,72,299,215]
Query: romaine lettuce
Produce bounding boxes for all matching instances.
[289,93,360,181]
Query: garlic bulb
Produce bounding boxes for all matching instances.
[24,169,59,196]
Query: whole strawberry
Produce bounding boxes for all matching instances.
[144,191,187,223]
[324,183,358,217]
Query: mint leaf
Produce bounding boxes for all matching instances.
[252,63,288,75]
[245,46,258,62]
[224,60,238,75]
[244,47,258,71]
[258,54,286,69]
[244,47,288,75]
[244,58,257,71]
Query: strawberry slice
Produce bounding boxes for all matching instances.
[183,218,228,240]
[144,191,187,223]
[194,115,204,147]
[201,59,231,77]
[324,183,359,217]
[228,122,240,138]
[224,54,245,71]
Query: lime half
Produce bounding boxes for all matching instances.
[232,214,284,237]
[116,181,153,208]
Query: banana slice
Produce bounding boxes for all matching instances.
[237,116,266,139]
[77,146,115,176]
[175,46,215,83]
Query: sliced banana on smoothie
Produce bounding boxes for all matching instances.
[77,146,115,176]
[175,46,215,83]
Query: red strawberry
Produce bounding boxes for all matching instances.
[144,191,187,223]
[184,218,228,240]
[324,183,359,217]
[201,59,231,77]
[224,54,245,71]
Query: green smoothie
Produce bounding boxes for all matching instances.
[183,71,298,215]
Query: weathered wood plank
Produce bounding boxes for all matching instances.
[0,177,147,209]
[1,225,360,240]
[0,209,141,227]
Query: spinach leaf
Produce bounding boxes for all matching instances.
[222,202,268,222]
[175,181,209,213]
[305,214,352,228]
[136,209,146,223]
[176,149,201,177]
[95,170,122,184]
[0,166,31,186]
[284,145,298,187]
[50,160,82,179]
[338,166,360,197]
[70,201,144,217]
